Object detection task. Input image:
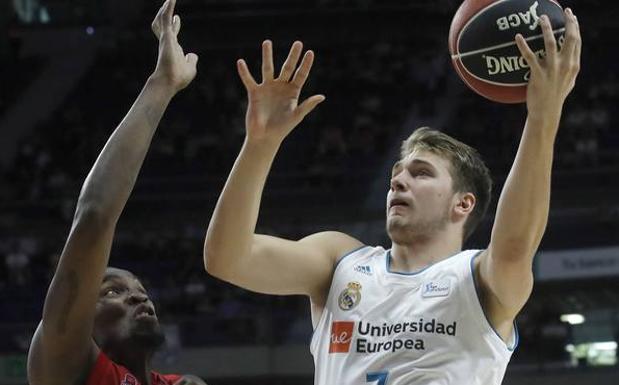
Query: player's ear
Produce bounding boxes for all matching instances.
[454,192,475,218]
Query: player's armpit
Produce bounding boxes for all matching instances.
[476,248,534,323]
[210,231,363,300]
[27,321,99,385]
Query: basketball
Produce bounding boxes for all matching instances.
[449,0,566,103]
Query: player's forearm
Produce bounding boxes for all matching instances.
[490,114,559,258]
[39,76,175,341]
[204,139,279,276]
[75,76,175,223]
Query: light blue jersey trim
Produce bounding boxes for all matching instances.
[310,244,369,341]
[385,249,463,276]
[334,245,370,270]
[469,252,520,351]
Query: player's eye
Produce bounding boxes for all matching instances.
[103,287,123,297]
[414,169,432,177]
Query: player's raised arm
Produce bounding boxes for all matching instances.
[204,40,361,300]
[27,1,197,384]
[479,9,581,324]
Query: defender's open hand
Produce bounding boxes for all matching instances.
[151,0,198,93]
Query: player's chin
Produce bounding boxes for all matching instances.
[131,315,162,334]
[130,322,165,349]
[387,214,408,228]
[386,217,406,236]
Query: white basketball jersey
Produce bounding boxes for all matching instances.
[310,246,517,385]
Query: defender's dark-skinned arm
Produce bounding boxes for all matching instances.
[27,1,197,384]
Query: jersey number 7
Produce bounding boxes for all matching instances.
[366,371,389,385]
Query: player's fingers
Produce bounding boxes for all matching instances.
[173,15,181,36]
[278,41,303,81]
[151,0,168,38]
[261,40,274,82]
[573,12,582,73]
[561,9,577,59]
[186,53,198,67]
[291,50,315,89]
[164,0,176,27]
[515,34,541,74]
[237,59,258,91]
[540,15,557,64]
[184,53,199,82]
[152,22,161,39]
[296,94,325,120]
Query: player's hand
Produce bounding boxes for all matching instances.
[515,8,580,123]
[151,0,198,93]
[173,374,208,385]
[237,40,325,146]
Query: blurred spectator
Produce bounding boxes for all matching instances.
[4,241,31,286]
[12,0,49,24]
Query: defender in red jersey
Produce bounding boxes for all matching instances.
[85,350,181,385]
[26,1,205,384]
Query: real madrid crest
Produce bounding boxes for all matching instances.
[338,281,362,311]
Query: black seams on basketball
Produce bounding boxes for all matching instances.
[449,0,565,103]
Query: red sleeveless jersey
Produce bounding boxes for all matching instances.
[85,351,181,385]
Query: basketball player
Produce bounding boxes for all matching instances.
[204,8,581,385]
[27,1,206,384]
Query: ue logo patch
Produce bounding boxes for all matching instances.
[338,281,362,311]
[329,321,354,353]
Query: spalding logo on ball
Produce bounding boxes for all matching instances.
[449,0,566,103]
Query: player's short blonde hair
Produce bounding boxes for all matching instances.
[401,127,492,241]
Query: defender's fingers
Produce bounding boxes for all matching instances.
[291,50,315,89]
[540,15,557,64]
[261,40,274,82]
[279,41,303,81]
[237,59,258,91]
[515,34,541,74]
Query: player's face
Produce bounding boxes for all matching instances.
[386,150,457,243]
[93,268,164,351]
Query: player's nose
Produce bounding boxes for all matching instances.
[127,291,149,305]
[390,174,406,192]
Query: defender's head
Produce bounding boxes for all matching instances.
[93,267,164,354]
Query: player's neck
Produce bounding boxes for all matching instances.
[390,230,462,273]
[108,348,154,385]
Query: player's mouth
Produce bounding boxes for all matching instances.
[134,304,156,321]
[389,198,411,210]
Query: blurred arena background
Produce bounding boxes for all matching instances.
[0,0,618,384]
